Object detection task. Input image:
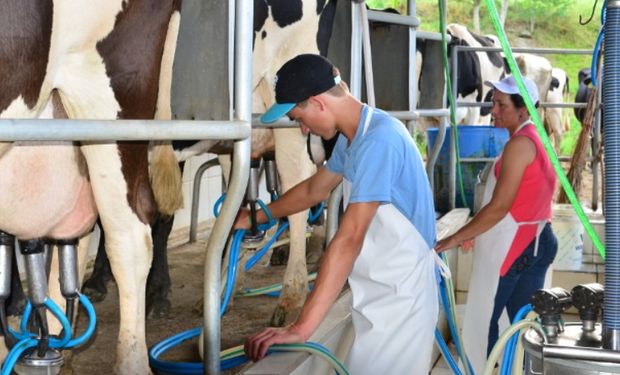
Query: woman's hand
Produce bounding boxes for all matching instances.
[435,235,474,253]
[244,325,306,362]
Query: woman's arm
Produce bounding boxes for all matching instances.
[435,135,536,252]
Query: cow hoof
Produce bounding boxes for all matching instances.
[146,298,171,319]
[270,305,300,327]
[82,285,108,303]
[269,245,289,266]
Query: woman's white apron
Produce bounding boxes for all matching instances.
[463,157,551,374]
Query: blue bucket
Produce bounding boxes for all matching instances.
[427,125,509,214]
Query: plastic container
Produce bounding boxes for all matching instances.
[427,125,509,214]
[552,204,585,271]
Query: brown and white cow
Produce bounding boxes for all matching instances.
[0,1,182,373]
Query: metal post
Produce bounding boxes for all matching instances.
[203,0,252,373]
[350,3,362,99]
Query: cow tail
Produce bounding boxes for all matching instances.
[0,143,11,159]
[150,142,183,216]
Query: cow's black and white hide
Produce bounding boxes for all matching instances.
[446,24,507,125]
[0,1,183,373]
[83,0,342,327]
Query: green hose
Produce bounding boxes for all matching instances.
[220,343,349,375]
[483,0,606,260]
[484,320,545,375]
[439,0,469,208]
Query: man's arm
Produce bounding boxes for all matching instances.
[234,166,342,229]
[244,200,380,361]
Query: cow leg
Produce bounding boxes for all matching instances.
[82,224,113,302]
[81,144,152,375]
[146,213,173,319]
[271,128,316,327]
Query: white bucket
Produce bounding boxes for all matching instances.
[552,204,584,271]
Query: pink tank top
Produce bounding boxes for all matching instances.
[494,123,557,276]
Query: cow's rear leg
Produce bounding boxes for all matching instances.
[271,128,315,327]
[81,144,152,375]
[82,224,113,302]
[146,213,173,319]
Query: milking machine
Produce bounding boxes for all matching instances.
[0,233,96,375]
[149,155,342,374]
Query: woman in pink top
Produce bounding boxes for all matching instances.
[435,75,558,373]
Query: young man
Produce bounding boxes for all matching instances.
[236,54,438,374]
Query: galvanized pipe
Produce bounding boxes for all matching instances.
[326,183,343,244]
[367,9,419,27]
[407,0,418,136]
[350,3,362,99]
[203,0,252,373]
[0,119,250,141]
[189,159,221,243]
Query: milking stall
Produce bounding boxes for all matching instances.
[0,0,618,374]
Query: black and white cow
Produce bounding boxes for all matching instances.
[575,67,593,125]
[0,1,183,373]
[84,0,344,327]
[446,24,507,125]
[545,67,570,152]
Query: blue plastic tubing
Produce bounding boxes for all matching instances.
[603,2,620,336]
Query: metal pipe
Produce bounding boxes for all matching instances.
[203,0,252,373]
[326,183,343,244]
[367,9,419,27]
[359,2,376,107]
[0,119,250,141]
[416,30,451,43]
[457,101,588,109]
[426,117,448,189]
[189,159,221,243]
[407,0,417,136]
[603,0,620,351]
[455,46,593,55]
[350,3,362,99]
[593,77,603,211]
[449,28,458,210]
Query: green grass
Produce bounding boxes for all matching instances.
[368,0,602,156]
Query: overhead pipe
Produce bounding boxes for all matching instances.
[0,119,249,141]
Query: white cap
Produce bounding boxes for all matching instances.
[485,75,539,104]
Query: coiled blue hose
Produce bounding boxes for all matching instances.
[500,304,532,375]
[2,294,97,374]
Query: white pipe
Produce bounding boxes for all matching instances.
[203,0,252,373]
[0,119,249,141]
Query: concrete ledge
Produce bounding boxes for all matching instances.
[241,291,352,375]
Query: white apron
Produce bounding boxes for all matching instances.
[343,108,439,375]
[462,157,551,374]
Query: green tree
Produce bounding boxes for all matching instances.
[514,0,572,34]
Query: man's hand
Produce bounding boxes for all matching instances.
[244,325,306,362]
[233,208,251,230]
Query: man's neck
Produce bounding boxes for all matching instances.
[337,98,365,142]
